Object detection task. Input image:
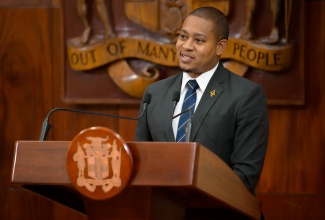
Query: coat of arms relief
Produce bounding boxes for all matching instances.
[65,0,302,105]
[67,127,132,200]
[73,137,122,193]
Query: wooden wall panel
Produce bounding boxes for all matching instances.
[0,0,59,7]
[256,1,325,218]
[0,5,86,220]
[258,194,325,219]
[0,189,87,220]
[0,189,54,220]
[256,0,325,194]
[0,7,53,186]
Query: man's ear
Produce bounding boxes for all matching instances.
[216,39,228,56]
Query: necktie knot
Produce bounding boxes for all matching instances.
[187,80,199,91]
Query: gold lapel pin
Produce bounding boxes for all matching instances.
[210,90,216,97]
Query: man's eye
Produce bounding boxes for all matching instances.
[179,34,187,39]
[195,38,204,43]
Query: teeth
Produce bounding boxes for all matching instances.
[181,54,193,62]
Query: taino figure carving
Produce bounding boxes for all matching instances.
[241,0,292,44]
[107,140,121,186]
[73,136,122,193]
[73,144,86,178]
[73,0,115,45]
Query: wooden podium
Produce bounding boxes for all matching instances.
[11,141,261,219]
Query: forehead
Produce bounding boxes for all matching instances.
[181,15,215,36]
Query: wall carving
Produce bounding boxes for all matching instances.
[63,0,303,105]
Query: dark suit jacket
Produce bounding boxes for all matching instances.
[135,63,269,193]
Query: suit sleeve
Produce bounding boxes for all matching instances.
[230,83,269,193]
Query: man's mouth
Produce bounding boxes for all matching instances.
[179,53,194,63]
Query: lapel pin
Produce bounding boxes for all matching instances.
[210,90,216,97]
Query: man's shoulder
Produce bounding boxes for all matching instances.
[225,68,262,89]
[149,73,181,89]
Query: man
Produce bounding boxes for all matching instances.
[135,6,268,194]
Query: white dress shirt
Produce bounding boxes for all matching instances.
[172,63,219,139]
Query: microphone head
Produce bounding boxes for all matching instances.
[173,91,180,102]
[143,93,152,104]
[39,119,52,141]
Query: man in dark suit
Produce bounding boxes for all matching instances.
[135,6,268,194]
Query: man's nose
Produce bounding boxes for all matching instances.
[182,38,194,50]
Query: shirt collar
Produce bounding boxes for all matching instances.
[181,62,219,93]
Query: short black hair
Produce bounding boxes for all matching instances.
[188,6,229,41]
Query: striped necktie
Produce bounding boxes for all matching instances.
[176,80,199,142]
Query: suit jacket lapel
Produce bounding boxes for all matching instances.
[163,74,183,141]
[190,63,227,141]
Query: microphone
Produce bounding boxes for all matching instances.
[172,107,190,119]
[39,93,151,141]
[172,107,193,142]
[186,110,193,142]
[172,91,180,109]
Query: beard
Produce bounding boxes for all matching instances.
[180,66,202,77]
[180,67,193,73]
